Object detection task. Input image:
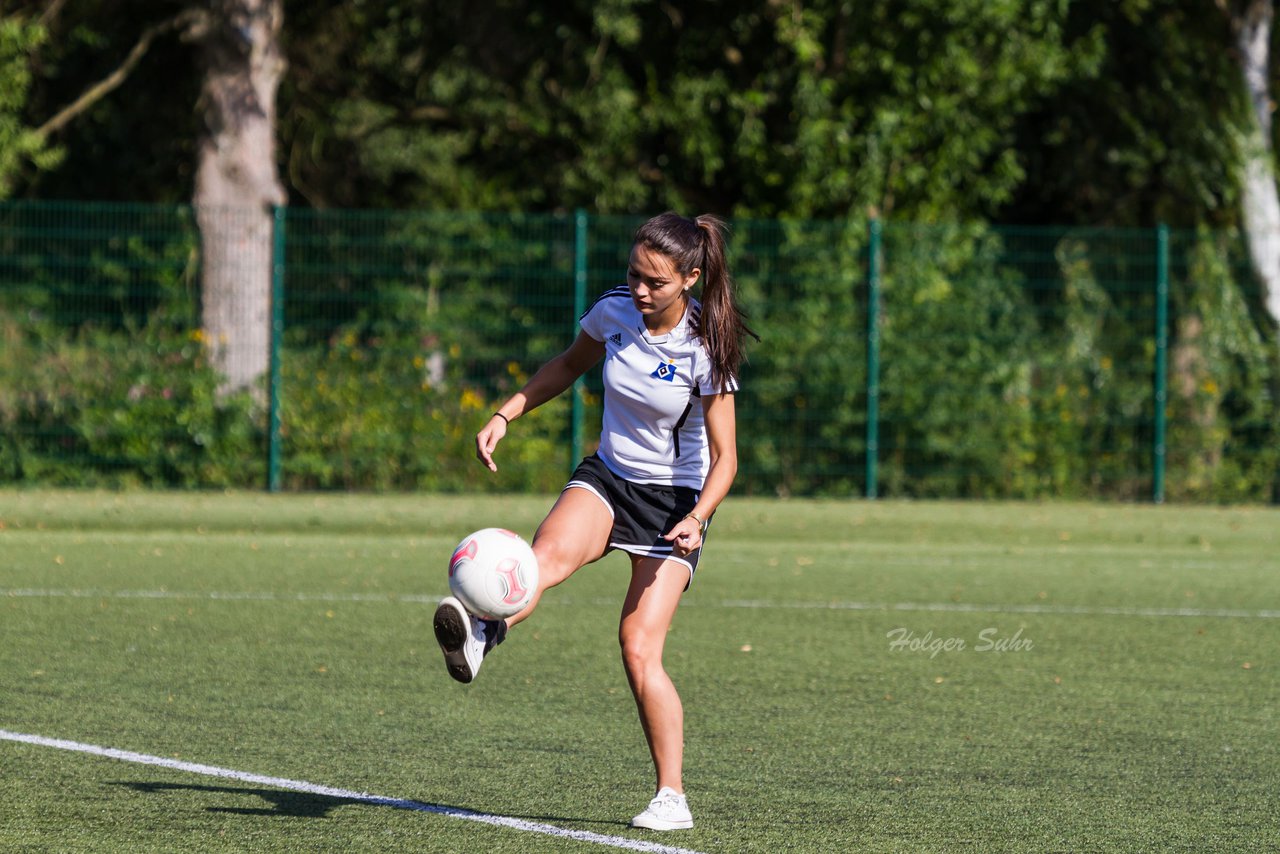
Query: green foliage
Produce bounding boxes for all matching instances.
[733,217,870,496]
[1,0,1268,241]
[278,325,574,493]
[276,0,1107,220]
[274,0,1263,233]
[0,15,60,198]
[4,1,1279,502]
[735,219,1279,502]
[0,201,224,487]
[760,0,1105,219]
[1021,231,1160,498]
[2,203,1277,500]
[878,224,1040,497]
[1165,229,1280,501]
[7,0,200,203]
[0,201,201,329]
[275,209,584,491]
[1005,0,1246,227]
[0,310,260,487]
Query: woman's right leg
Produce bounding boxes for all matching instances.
[506,486,613,629]
[435,486,611,682]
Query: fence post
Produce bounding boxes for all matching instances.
[571,209,588,469]
[1152,224,1169,504]
[267,205,286,493]
[866,217,882,499]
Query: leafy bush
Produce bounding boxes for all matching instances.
[1164,230,1279,502]
[877,224,1038,498]
[1,205,1276,501]
[277,329,576,492]
[0,310,260,487]
[734,217,869,496]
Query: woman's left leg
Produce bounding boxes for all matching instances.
[619,555,691,794]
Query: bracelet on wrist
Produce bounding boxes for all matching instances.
[493,412,510,425]
[685,511,706,532]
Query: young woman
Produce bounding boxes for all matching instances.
[434,212,754,831]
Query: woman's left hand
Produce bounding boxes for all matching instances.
[663,516,703,556]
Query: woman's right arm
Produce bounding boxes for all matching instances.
[476,331,605,472]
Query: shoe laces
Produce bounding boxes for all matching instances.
[650,788,684,812]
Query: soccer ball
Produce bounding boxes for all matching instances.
[448,528,539,619]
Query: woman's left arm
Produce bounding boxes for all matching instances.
[664,392,737,555]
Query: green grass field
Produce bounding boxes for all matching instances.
[1,490,1277,852]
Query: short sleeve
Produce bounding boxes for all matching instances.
[696,350,739,396]
[579,287,624,342]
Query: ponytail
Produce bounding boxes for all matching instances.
[693,215,757,393]
[633,212,758,393]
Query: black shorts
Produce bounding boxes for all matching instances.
[564,454,710,584]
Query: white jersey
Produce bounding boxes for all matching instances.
[579,285,738,488]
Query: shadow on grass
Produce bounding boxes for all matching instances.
[111,781,363,817]
[109,781,630,827]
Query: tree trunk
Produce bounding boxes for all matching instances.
[1234,0,1280,327]
[1171,314,1224,492]
[193,0,286,400]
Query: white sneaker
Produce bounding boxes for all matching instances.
[433,596,504,684]
[630,787,693,831]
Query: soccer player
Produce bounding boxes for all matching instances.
[433,211,754,831]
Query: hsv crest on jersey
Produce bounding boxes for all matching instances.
[650,360,678,382]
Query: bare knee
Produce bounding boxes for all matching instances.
[619,626,664,677]
[532,538,583,591]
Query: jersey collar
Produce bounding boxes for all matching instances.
[637,299,693,345]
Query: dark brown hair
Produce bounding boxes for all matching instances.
[633,212,757,393]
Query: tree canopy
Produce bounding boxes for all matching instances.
[0,0,1271,228]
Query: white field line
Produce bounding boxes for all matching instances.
[0,729,705,854]
[707,598,1280,619]
[4,587,1280,619]
[2,587,440,604]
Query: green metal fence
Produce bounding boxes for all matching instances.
[1,201,1276,501]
